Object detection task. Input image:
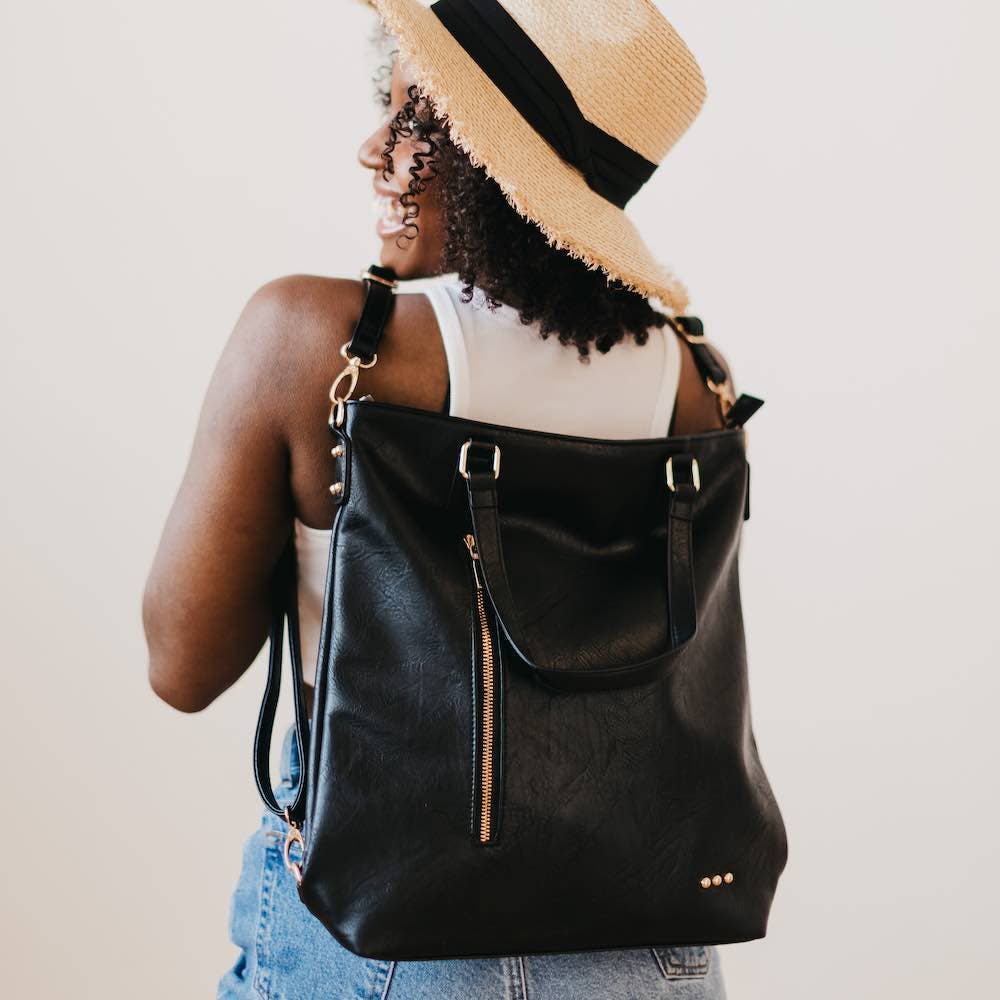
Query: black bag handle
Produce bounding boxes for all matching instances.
[460,440,701,691]
[253,540,311,821]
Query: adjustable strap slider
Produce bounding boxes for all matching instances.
[360,265,398,289]
[666,454,700,494]
[459,440,502,480]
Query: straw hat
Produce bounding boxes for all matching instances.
[364,0,706,312]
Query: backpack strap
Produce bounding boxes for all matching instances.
[328,265,399,427]
[669,316,761,523]
[254,265,398,835]
[669,316,764,429]
[345,264,399,362]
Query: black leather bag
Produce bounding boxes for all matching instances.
[254,265,788,960]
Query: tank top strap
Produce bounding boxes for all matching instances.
[651,327,682,436]
[394,272,466,417]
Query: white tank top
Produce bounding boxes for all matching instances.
[293,271,682,685]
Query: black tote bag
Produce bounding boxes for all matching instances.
[253,266,788,960]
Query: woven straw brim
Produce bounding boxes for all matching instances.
[371,0,692,313]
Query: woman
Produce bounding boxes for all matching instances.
[144,1,734,996]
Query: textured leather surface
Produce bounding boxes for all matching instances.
[289,399,788,959]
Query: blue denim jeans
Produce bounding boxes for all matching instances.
[219,726,727,999]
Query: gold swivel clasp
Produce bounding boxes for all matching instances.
[329,342,378,428]
[282,808,305,886]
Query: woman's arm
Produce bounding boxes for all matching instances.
[142,279,299,713]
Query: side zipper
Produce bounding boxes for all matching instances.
[464,533,499,844]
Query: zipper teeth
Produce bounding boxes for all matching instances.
[475,585,495,842]
[465,534,495,843]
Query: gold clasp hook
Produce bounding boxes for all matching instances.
[282,807,305,886]
[328,342,378,428]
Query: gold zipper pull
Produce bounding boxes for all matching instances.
[463,533,483,589]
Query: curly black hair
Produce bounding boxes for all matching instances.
[372,43,669,362]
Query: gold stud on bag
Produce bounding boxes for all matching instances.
[699,873,735,890]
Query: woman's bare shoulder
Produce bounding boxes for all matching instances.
[243,271,448,432]
[233,273,370,414]
[246,273,366,354]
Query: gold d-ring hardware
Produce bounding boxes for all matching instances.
[282,808,305,886]
[666,455,701,493]
[329,342,379,428]
[458,440,501,480]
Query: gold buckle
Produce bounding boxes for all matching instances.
[458,440,501,480]
[666,455,700,493]
[360,268,397,289]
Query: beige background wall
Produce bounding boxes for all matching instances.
[2,1,997,996]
